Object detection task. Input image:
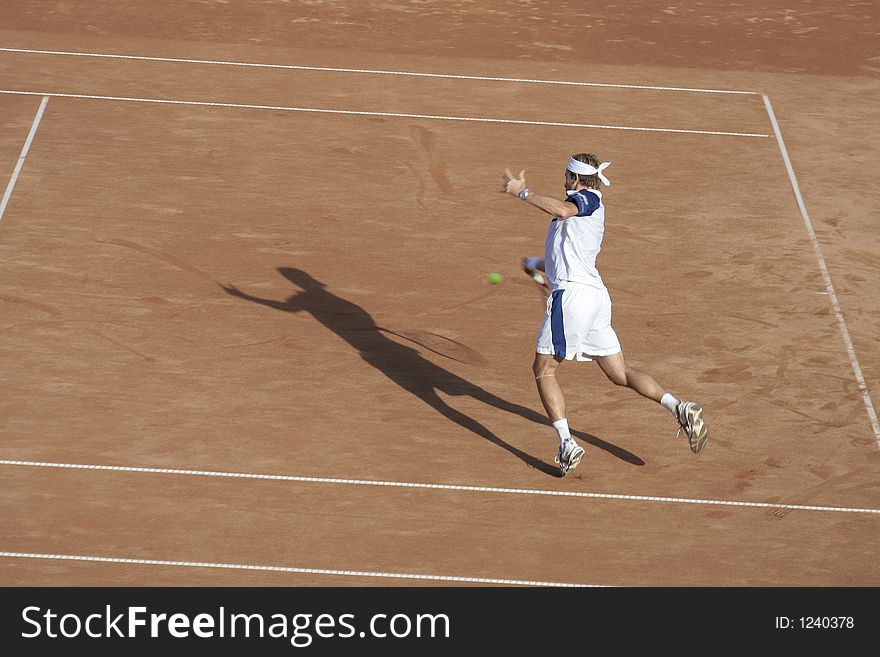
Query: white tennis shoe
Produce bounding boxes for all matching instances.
[676,401,709,453]
[555,438,585,476]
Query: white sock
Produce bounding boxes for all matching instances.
[552,418,571,445]
[660,393,679,416]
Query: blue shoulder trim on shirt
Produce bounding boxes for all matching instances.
[564,190,601,217]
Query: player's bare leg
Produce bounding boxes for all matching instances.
[594,351,666,402]
[595,351,709,453]
[534,353,584,474]
[533,353,566,420]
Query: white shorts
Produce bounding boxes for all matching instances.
[536,285,621,361]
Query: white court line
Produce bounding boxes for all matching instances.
[2,459,878,515]
[0,95,48,224]
[0,90,768,138]
[0,551,599,587]
[0,47,758,96]
[763,96,880,449]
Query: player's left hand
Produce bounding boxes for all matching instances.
[501,168,527,196]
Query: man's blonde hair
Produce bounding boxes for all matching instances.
[570,152,601,188]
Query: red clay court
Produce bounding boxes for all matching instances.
[1,1,879,586]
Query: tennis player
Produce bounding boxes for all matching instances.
[502,153,708,475]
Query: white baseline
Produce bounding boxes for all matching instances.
[0,46,757,95]
[0,90,768,138]
[1,459,878,515]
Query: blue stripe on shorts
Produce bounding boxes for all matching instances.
[550,289,566,358]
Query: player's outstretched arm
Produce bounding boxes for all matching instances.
[219,283,294,312]
[501,168,577,218]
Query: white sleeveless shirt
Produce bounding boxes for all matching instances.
[543,188,606,290]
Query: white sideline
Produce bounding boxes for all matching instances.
[763,95,880,449]
[2,459,878,515]
[0,47,758,95]
[0,551,600,587]
[0,90,768,138]
[0,95,48,224]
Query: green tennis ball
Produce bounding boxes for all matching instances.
[488,272,503,285]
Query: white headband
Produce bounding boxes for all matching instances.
[567,158,611,186]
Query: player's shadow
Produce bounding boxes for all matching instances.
[220,267,644,475]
